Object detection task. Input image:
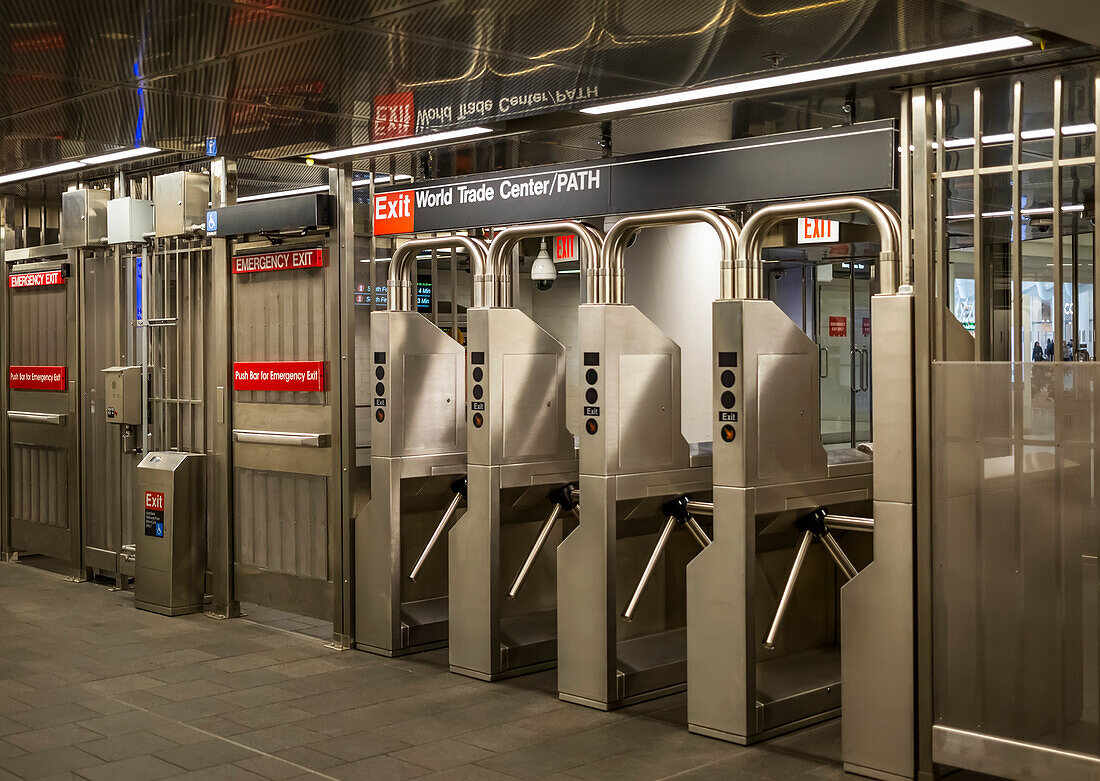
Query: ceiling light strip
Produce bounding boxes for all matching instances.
[310,127,494,161]
[580,35,1035,115]
[80,146,161,166]
[236,184,330,203]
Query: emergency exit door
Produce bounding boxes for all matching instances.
[230,239,340,620]
[4,251,81,569]
[817,260,873,447]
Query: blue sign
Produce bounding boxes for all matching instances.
[205,210,218,233]
[205,137,218,156]
[135,257,143,322]
[155,522,164,538]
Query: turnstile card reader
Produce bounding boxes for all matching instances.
[557,303,713,710]
[134,452,206,616]
[356,308,468,656]
[448,306,578,680]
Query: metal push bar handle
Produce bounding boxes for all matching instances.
[599,209,740,305]
[232,430,331,447]
[487,221,604,307]
[736,197,901,300]
[387,236,490,312]
[6,411,66,425]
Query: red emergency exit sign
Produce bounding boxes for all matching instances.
[555,234,577,261]
[797,218,839,244]
[233,248,324,274]
[9,365,67,390]
[8,269,66,288]
[233,361,326,392]
[828,316,848,337]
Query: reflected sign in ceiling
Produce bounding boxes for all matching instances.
[372,121,895,235]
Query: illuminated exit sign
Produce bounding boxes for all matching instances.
[797,217,839,244]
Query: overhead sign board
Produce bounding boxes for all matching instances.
[372,120,895,235]
[8,269,66,288]
[233,248,325,274]
[233,361,326,392]
[797,218,840,244]
[9,365,67,390]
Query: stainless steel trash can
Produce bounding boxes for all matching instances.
[134,452,205,616]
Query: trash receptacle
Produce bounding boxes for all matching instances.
[135,452,205,615]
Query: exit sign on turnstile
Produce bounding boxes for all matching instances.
[797,218,839,244]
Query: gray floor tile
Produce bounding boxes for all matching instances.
[7,724,104,754]
[0,745,102,779]
[390,738,496,772]
[328,754,431,780]
[153,736,258,770]
[74,754,181,781]
[77,730,178,762]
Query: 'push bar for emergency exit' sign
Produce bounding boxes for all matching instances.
[232,248,325,275]
[9,365,67,390]
[233,361,326,392]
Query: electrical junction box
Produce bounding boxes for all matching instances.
[153,171,210,237]
[107,198,154,244]
[61,188,109,248]
[135,452,206,616]
[103,365,142,425]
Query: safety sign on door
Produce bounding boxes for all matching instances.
[8,365,66,390]
[233,361,326,392]
[829,316,848,338]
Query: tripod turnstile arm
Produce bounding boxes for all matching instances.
[683,514,712,549]
[818,530,858,581]
[762,529,814,650]
[622,515,678,621]
[507,504,562,600]
[408,478,467,582]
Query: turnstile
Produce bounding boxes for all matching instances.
[448,221,601,681]
[356,235,489,656]
[556,209,738,710]
[686,197,915,780]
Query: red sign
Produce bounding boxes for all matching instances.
[555,234,577,262]
[233,361,325,392]
[9,365,66,390]
[828,316,847,338]
[233,249,324,275]
[373,92,415,141]
[373,190,414,236]
[862,317,871,337]
[9,269,65,288]
[145,492,165,511]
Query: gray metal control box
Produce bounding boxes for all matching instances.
[107,197,154,244]
[61,188,109,248]
[135,452,206,616]
[153,171,210,237]
[103,365,142,425]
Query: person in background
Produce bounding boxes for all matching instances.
[1032,341,1045,362]
[1065,341,1075,361]
[1045,338,1055,361]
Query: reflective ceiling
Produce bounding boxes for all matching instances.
[0,0,1089,194]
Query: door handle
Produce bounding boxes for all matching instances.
[819,346,828,379]
[6,411,66,425]
[232,429,331,448]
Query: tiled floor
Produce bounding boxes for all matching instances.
[0,562,991,781]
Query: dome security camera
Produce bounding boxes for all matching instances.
[531,239,556,291]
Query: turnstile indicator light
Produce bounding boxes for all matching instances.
[584,352,600,366]
[471,351,485,365]
[718,351,738,367]
[720,424,736,442]
[374,352,386,364]
[721,391,735,409]
[375,365,385,380]
[375,382,386,396]
[585,388,598,404]
[376,409,385,422]
[472,384,484,400]
[585,418,599,435]
[473,412,484,428]
[472,367,483,382]
[720,369,735,388]
[585,368,598,385]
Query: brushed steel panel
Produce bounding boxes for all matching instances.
[403,353,458,451]
[234,467,328,580]
[617,353,674,473]
[502,353,559,461]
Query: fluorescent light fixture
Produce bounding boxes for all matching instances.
[0,160,86,184]
[236,184,329,203]
[935,123,1097,149]
[310,127,494,161]
[80,146,161,166]
[946,204,1086,221]
[352,174,413,187]
[581,35,1034,115]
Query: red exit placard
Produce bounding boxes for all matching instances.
[828,316,848,338]
[233,248,324,274]
[9,269,66,288]
[9,365,67,390]
[233,361,325,392]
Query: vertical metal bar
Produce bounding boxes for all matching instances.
[450,242,458,336]
[1053,76,1064,362]
[0,225,8,558]
[974,88,987,360]
[430,247,439,325]
[900,91,912,294]
[1011,80,1023,363]
[934,93,945,361]
[1094,75,1100,359]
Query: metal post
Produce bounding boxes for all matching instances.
[973,87,987,360]
[1052,76,1064,362]
[762,530,814,650]
[1011,80,1023,363]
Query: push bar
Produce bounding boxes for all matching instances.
[232,430,330,447]
[6,411,66,425]
[408,477,467,582]
[388,236,490,312]
[622,496,711,621]
[487,221,604,307]
[736,197,902,300]
[598,209,740,304]
[508,484,578,599]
